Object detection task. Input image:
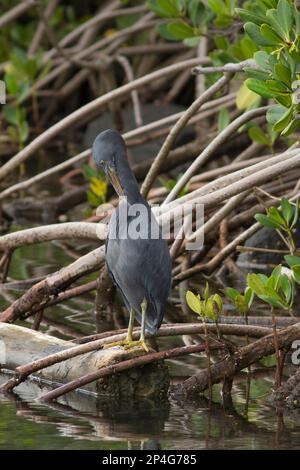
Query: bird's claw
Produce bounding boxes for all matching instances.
[103,340,127,349]
[124,339,149,353]
[103,338,149,352]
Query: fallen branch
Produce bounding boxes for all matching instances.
[174,222,261,281]
[163,106,269,204]
[174,322,300,397]
[0,222,105,251]
[0,322,271,392]
[37,343,214,402]
[162,151,300,223]
[0,247,105,323]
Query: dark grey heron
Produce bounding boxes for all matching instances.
[93,129,171,351]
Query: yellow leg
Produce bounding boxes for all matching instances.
[103,307,135,349]
[124,298,149,352]
[104,302,149,353]
[139,298,149,351]
[126,306,135,342]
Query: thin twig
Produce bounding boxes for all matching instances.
[141,73,233,198]
[0,57,206,182]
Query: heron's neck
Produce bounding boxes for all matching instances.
[117,156,144,205]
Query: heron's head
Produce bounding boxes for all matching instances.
[92,129,126,196]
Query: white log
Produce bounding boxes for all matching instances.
[0,323,169,398]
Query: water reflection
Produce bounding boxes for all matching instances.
[1,369,300,449]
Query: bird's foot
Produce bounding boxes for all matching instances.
[103,339,128,349]
[124,338,149,353]
[103,338,149,352]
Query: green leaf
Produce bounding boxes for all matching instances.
[226,287,240,301]
[273,106,293,132]
[248,126,269,145]
[254,51,271,71]
[157,0,181,16]
[212,293,222,310]
[218,107,230,132]
[280,273,292,303]
[167,21,195,39]
[281,197,293,224]
[271,264,282,286]
[186,291,202,314]
[4,73,18,95]
[244,67,270,81]
[87,190,100,208]
[266,104,287,125]
[83,164,98,180]
[258,273,268,284]
[260,24,284,45]
[18,120,29,143]
[156,23,179,40]
[266,9,289,41]
[275,93,291,108]
[277,0,293,40]
[240,35,257,58]
[268,206,286,226]
[259,294,285,309]
[266,79,290,95]
[260,354,277,367]
[274,63,291,86]
[184,36,201,47]
[245,287,254,308]
[284,255,300,267]
[266,274,275,291]
[208,0,227,16]
[149,0,181,17]
[3,105,19,126]
[295,4,300,35]
[236,82,260,110]
[235,7,266,25]
[292,265,300,284]
[188,0,205,25]
[204,282,210,302]
[244,22,277,46]
[17,81,30,104]
[245,78,275,99]
[281,118,300,136]
[214,35,229,49]
[247,273,266,296]
[254,213,282,229]
[291,199,299,228]
[235,294,247,315]
[204,297,216,321]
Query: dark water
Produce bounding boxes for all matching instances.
[1,238,300,450]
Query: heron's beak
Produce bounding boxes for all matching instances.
[107,165,124,196]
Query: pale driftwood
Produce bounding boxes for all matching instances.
[0,222,105,251]
[0,323,169,398]
[163,106,269,204]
